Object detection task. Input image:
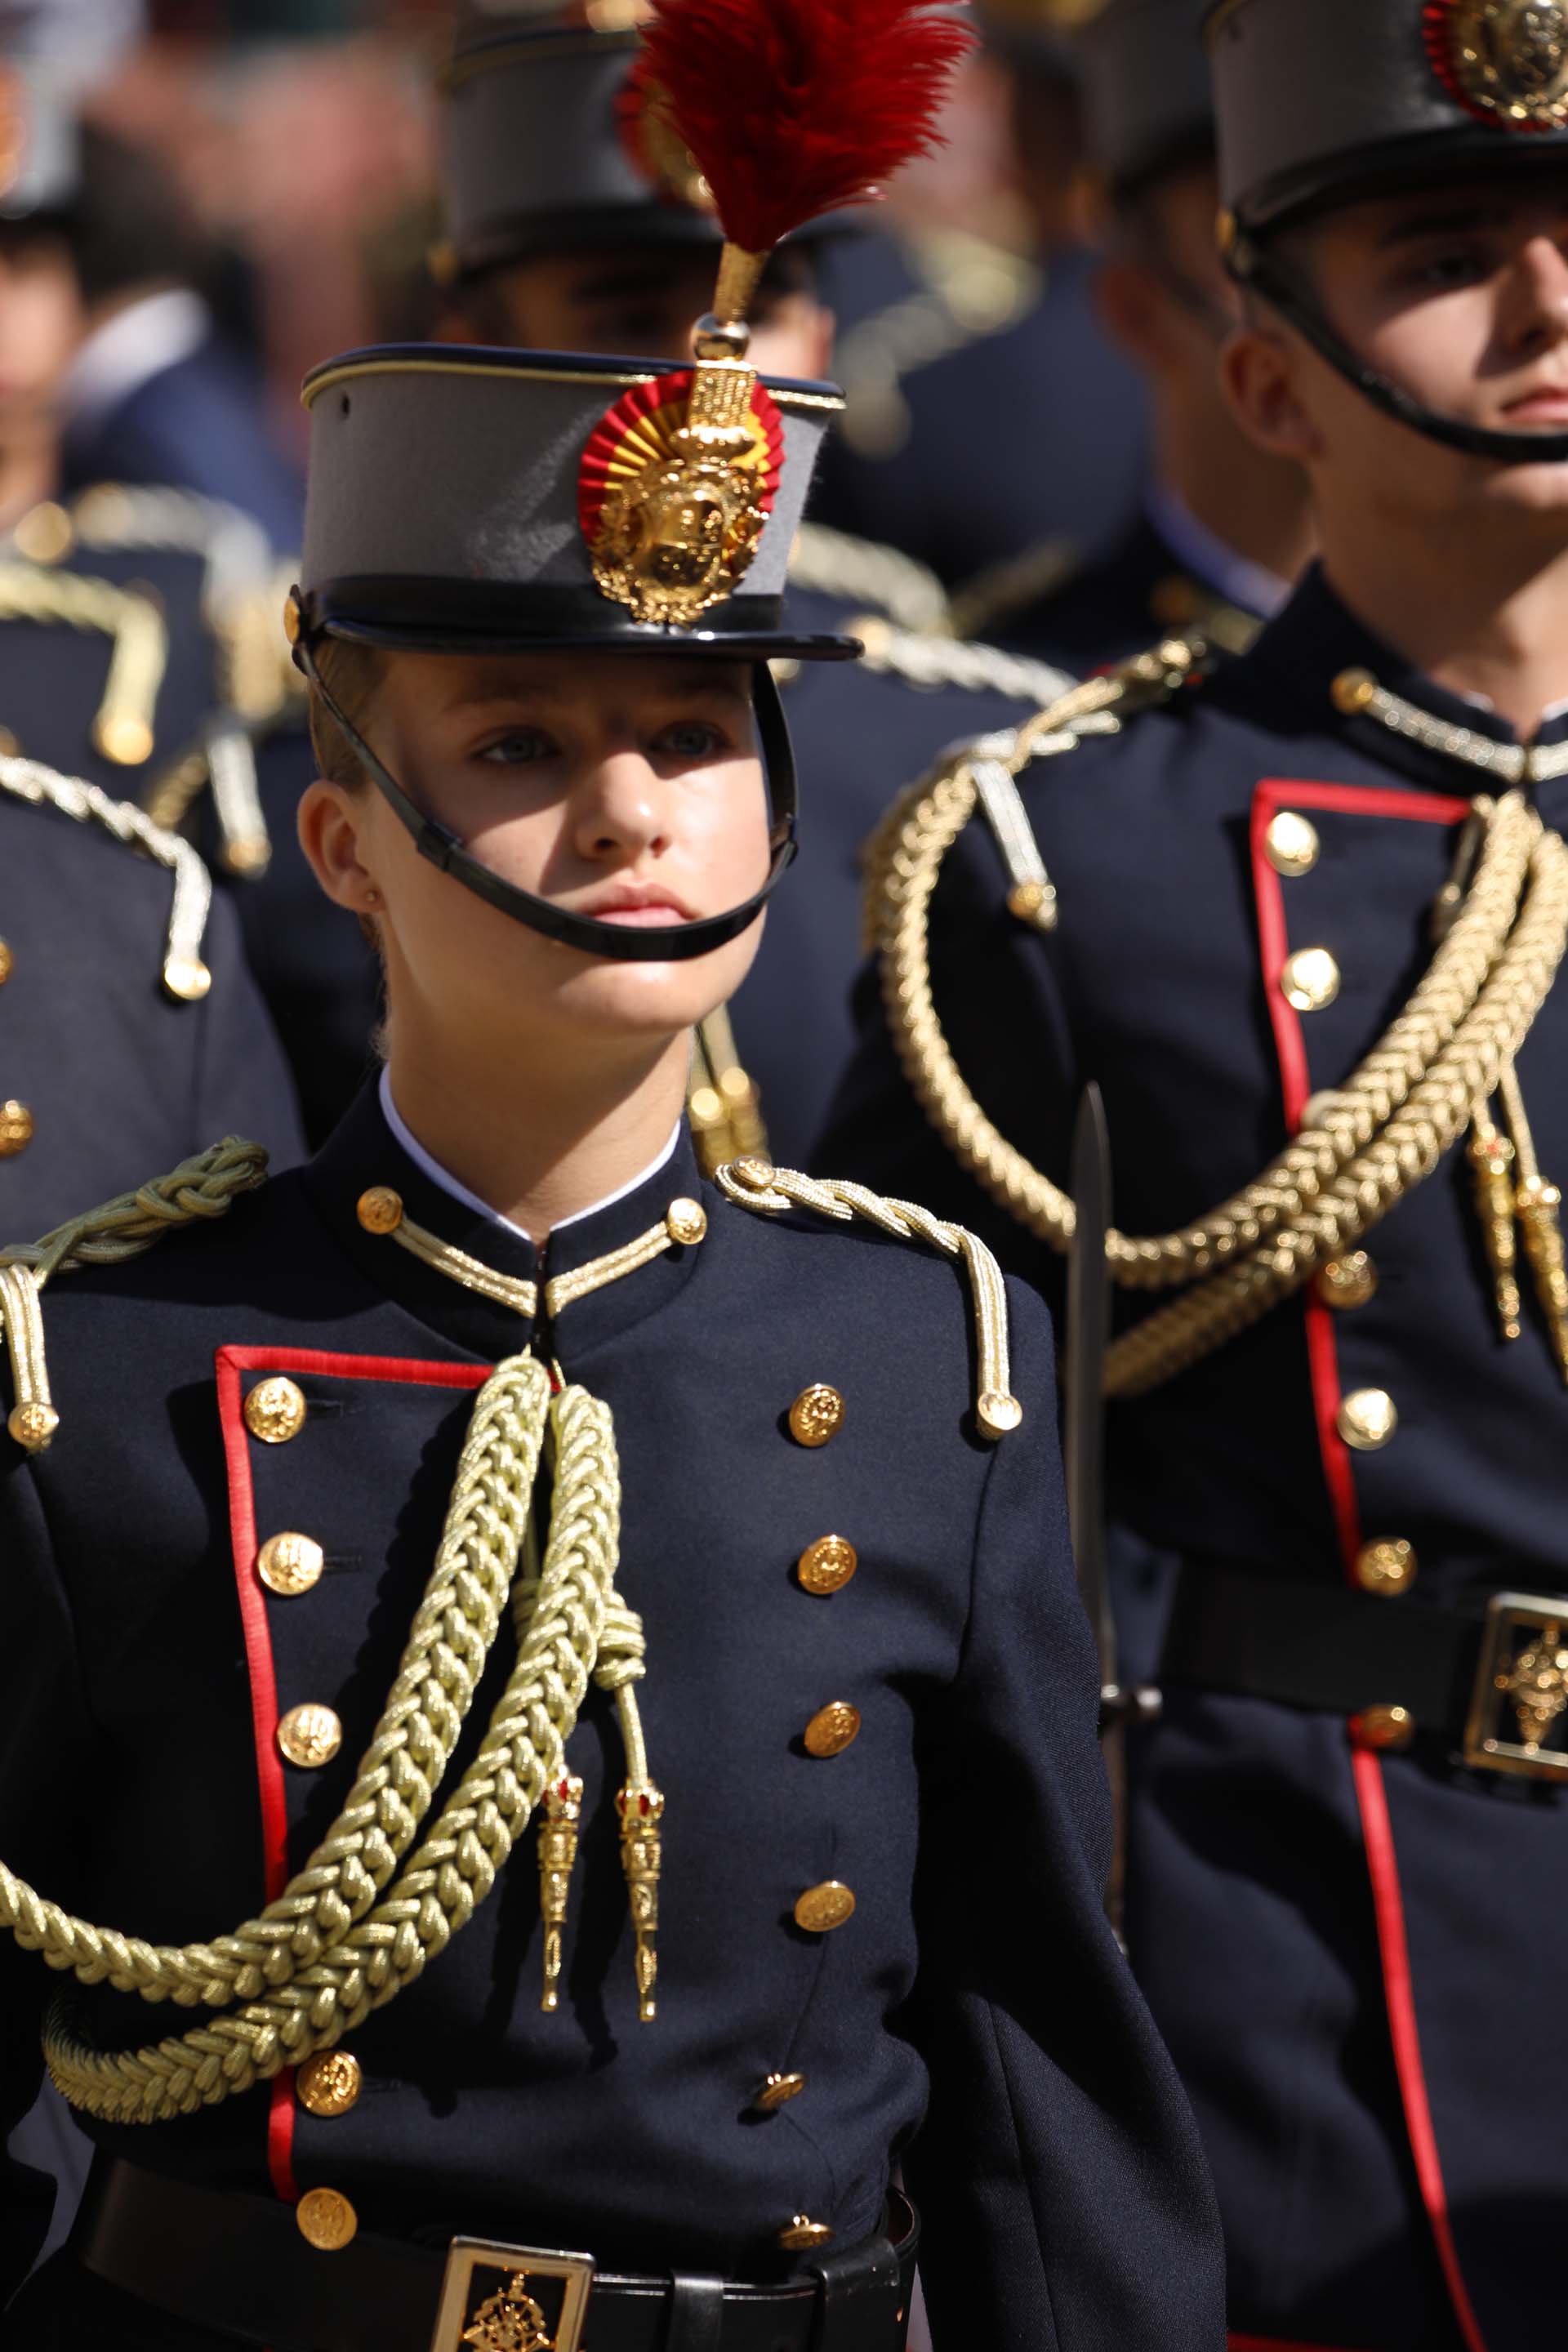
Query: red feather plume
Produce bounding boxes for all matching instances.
[631,0,975,256]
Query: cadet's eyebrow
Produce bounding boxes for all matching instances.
[1374,202,1511,249]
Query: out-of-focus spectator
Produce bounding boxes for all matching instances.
[808,4,1150,587]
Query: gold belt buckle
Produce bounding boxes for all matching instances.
[1463,1590,1568,1780]
[430,2237,595,2352]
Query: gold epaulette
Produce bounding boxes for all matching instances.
[0,751,216,1001]
[862,644,1568,1396]
[789,521,949,633]
[10,486,295,879]
[0,1138,270,1452]
[0,559,167,770]
[716,1155,1021,1440]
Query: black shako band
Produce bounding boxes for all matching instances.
[1232,235,1568,467]
[297,628,800,963]
[305,577,862,663]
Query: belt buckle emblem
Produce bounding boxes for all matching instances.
[430,2238,595,2352]
[1463,1590,1568,1780]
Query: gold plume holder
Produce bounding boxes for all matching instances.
[537,1771,584,2015]
[616,1780,664,2023]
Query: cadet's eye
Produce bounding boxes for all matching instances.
[1406,245,1487,292]
[479,728,557,766]
[656,719,728,760]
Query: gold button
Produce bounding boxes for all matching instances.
[283,591,302,646]
[93,711,154,767]
[257,1532,325,1597]
[297,2050,363,2118]
[162,954,212,1002]
[796,1535,858,1596]
[755,2070,807,2113]
[794,1881,856,1934]
[1352,1703,1416,1753]
[0,940,12,984]
[1356,1538,1417,1597]
[1280,947,1340,1013]
[777,2216,835,2251]
[1337,1388,1398,1451]
[296,2187,358,2251]
[789,1384,844,1447]
[12,499,73,564]
[1332,666,1377,715]
[0,1099,33,1155]
[1316,1252,1379,1310]
[1264,810,1321,878]
[246,1375,307,1445]
[978,1389,1023,1438]
[804,1702,862,1757]
[7,1401,57,1451]
[278,1703,342,1769]
[356,1186,403,1234]
[666,1196,707,1245]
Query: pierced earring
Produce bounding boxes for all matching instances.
[363,888,380,907]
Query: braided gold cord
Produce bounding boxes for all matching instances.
[0,561,167,767]
[1105,821,1568,1392]
[0,1139,270,1290]
[717,1157,1020,1436]
[38,1363,642,2121]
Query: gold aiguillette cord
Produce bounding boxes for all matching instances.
[1468,1104,1522,1342]
[1498,1063,1568,1383]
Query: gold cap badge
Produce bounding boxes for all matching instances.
[1427,0,1568,128]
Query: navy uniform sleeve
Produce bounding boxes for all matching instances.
[0,1457,90,2295]
[905,1283,1224,2350]
[188,884,306,1174]
[813,812,1077,1291]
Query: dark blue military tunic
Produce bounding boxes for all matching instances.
[819,565,1568,2351]
[981,509,1268,675]
[0,1082,1223,2350]
[0,789,302,1239]
[734,583,1044,1166]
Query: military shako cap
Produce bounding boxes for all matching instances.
[1080,0,1214,200]
[434,13,849,286]
[291,344,854,964]
[1210,0,1568,465]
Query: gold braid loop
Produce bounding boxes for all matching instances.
[0,1141,270,1451]
[1108,817,1568,1392]
[717,1157,1021,1438]
[39,1363,645,2122]
[866,659,1553,1263]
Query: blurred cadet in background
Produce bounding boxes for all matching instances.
[414,2,1071,1169]
[55,119,303,552]
[808,0,1151,590]
[951,0,1314,666]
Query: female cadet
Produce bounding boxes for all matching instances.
[0,4,1223,2345]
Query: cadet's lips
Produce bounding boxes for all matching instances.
[1503,383,1568,424]
[580,883,695,925]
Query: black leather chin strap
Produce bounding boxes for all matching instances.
[1233,233,1568,467]
[298,632,798,963]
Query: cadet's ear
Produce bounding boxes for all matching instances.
[298,778,382,920]
[1219,320,1325,463]
[1095,254,1183,376]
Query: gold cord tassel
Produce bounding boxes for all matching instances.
[1468,1107,1522,1341]
[616,1780,664,2024]
[537,1772,583,2015]
[1499,1065,1568,1384]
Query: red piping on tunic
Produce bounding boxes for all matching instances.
[1351,1750,1490,2352]
[214,1344,493,2204]
[1247,782,1486,2352]
[1229,2335,1380,2351]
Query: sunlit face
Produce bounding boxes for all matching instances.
[301,648,773,1062]
[1261,174,1568,521]
[448,244,834,379]
[0,231,85,430]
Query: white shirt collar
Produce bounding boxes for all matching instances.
[378,1068,682,1245]
[1144,481,1293,623]
[62,287,211,436]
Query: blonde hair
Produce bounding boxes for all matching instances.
[307,636,385,790]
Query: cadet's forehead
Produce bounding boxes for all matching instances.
[384,645,755,712]
[1317,169,1568,251]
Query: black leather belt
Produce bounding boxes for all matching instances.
[72,2158,919,2352]
[1159,1561,1568,1779]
